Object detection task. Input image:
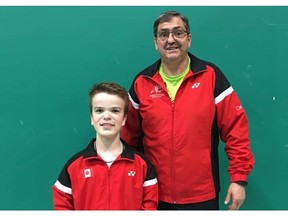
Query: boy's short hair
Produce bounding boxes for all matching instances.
[89,82,129,115]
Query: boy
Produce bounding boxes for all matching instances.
[52,82,158,210]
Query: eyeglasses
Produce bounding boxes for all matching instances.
[156,29,188,41]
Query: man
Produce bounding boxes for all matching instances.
[52,82,158,210]
[121,11,254,210]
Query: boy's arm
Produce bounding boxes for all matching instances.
[142,181,158,210]
[52,165,74,210]
[52,182,74,210]
[141,160,158,210]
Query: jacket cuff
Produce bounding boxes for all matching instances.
[230,173,248,182]
[233,181,248,186]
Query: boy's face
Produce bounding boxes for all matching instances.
[90,92,127,138]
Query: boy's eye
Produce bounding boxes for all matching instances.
[111,109,120,113]
[94,108,103,113]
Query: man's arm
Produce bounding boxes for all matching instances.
[121,93,142,149]
[224,182,246,210]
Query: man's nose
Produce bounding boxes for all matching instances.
[167,32,176,42]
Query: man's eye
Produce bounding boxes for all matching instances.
[159,32,168,38]
[175,30,183,36]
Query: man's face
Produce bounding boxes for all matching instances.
[154,16,191,62]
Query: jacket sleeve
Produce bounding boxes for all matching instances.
[214,70,255,183]
[52,166,74,210]
[121,83,143,149]
[141,159,158,210]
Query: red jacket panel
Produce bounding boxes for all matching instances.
[121,53,255,204]
[52,138,158,210]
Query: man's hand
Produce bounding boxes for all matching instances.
[224,182,246,210]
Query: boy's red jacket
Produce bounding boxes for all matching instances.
[52,138,158,210]
[121,53,255,204]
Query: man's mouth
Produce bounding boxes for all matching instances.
[166,47,179,50]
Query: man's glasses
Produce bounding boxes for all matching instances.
[156,29,188,41]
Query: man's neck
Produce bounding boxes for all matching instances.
[161,55,190,76]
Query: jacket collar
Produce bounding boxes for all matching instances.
[140,52,208,77]
[82,138,135,160]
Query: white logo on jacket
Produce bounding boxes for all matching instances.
[128,170,136,176]
[192,82,200,88]
[84,168,92,178]
[236,105,243,110]
[150,85,165,98]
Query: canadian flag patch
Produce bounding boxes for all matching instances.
[84,168,92,178]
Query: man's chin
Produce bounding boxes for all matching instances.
[165,54,180,61]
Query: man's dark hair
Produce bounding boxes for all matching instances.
[153,11,190,37]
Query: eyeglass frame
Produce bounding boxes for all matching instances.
[155,27,190,41]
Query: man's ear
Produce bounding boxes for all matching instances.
[154,37,158,51]
[188,34,192,48]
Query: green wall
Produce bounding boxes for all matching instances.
[0,6,287,210]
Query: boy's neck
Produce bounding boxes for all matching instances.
[94,137,123,162]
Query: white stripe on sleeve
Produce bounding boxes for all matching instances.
[129,93,139,110]
[143,178,157,187]
[55,180,72,195]
[215,86,234,104]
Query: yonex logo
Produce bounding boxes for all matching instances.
[128,171,136,176]
[192,82,200,88]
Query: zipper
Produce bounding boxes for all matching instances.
[171,99,176,203]
[108,165,111,210]
[170,76,192,204]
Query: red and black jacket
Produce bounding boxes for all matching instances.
[121,52,254,204]
[52,138,158,210]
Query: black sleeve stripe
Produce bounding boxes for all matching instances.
[205,61,231,98]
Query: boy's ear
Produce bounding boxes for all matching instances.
[121,114,127,126]
[90,116,93,125]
